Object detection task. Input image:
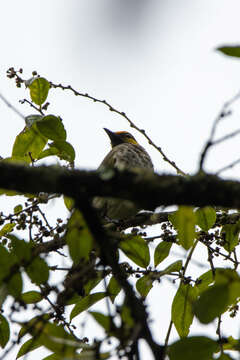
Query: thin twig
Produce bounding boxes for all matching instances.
[182,240,199,277]
[233,249,239,270]
[50,82,186,176]
[38,206,53,230]
[203,242,239,266]
[213,128,240,146]
[164,320,173,349]
[19,98,44,115]
[199,90,240,171]
[216,315,224,355]
[207,248,216,278]
[0,92,25,120]
[215,158,240,175]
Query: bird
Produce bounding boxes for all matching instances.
[93,128,154,220]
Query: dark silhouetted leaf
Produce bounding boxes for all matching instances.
[107,276,121,302]
[0,314,10,348]
[154,241,172,267]
[195,207,216,231]
[136,274,153,297]
[16,338,41,359]
[26,257,49,285]
[49,140,75,162]
[70,292,107,320]
[194,284,229,323]
[21,291,42,304]
[222,222,240,252]
[119,235,150,268]
[217,46,240,58]
[66,210,94,262]
[36,115,66,141]
[21,319,80,356]
[89,311,112,333]
[168,336,219,360]
[160,260,183,276]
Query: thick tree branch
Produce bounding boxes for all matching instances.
[0,163,240,209]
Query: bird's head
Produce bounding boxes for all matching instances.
[104,128,138,148]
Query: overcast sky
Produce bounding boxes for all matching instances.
[1,1,240,359]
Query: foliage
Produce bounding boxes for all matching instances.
[0,66,240,360]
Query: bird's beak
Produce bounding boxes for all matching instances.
[103,128,122,147]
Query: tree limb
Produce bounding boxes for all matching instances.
[0,163,240,209]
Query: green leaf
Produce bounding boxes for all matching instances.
[76,350,110,360]
[49,140,75,162]
[0,245,17,279]
[215,268,240,285]
[223,336,240,352]
[0,223,15,237]
[70,292,107,320]
[195,269,240,321]
[89,311,112,333]
[36,115,66,141]
[64,196,75,211]
[195,207,216,231]
[1,156,29,166]
[136,274,153,297]
[12,125,47,162]
[8,272,23,299]
[14,205,23,214]
[0,244,23,298]
[66,210,94,262]
[119,235,150,268]
[154,241,172,267]
[0,285,8,307]
[107,276,121,302]
[168,336,219,360]
[172,283,198,337]
[0,188,20,197]
[8,235,32,262]
[217,45,240,58]
[195,268,220,294]
[26,257,49,285]
[120,303,134,329]
[42,355,61,360]
[222,222,240,252]
[160,260,183,276]
[21,319,80,356]
[16,338,42,359]
[169,206,196,250]
[193,284,229,323]
[37,147,59,160]
[217,354,234,360]
[0,314,10,348]
[29,77,50,105]
[21,291,42,304]
[25,114,43,128]
[84,271,104,296]
[18,314,51,340]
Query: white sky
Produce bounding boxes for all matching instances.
[1,1,240,359]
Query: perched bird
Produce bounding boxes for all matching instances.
[93,128,154,220]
